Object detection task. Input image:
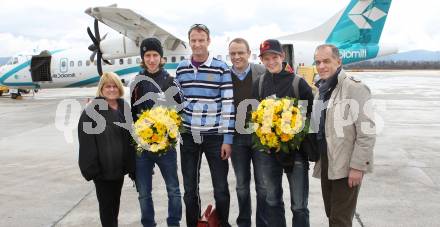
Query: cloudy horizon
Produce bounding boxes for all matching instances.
[1,0,439,57]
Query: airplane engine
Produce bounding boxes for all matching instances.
[100,36,139,60]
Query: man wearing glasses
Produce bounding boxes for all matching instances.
[176,24,234,227]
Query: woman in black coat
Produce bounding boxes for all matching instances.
[78,71,135,227]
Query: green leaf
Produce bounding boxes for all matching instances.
[281,142,289,153]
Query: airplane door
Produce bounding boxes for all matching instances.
[30,50,52,82]
[60,58,68,73]
[282,44,294,68]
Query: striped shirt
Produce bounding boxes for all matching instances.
[176,54,235,144]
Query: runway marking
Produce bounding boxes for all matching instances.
[49,188,94,227]
[355,212,365,227]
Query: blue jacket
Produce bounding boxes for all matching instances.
[176,54,235,144]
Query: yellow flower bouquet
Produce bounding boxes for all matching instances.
[133,106,182,154]
[251,97,308,153]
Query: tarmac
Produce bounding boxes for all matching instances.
[1,70,439,227]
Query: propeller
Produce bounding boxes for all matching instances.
[87,19,111,76]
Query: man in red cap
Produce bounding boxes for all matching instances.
[253,39,314,227]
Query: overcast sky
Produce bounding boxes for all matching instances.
[1,0,439,57]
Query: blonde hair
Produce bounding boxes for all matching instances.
[96,72,125,97]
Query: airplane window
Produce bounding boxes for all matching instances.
[226,55,230,61]
[180,56,185,61]
[78,61,82,67]
[62,61,67,67]
[217,55,222,60]
[13,58,18,64]
[163,57,167,63]
[119,59,124,65]
[70,61,74,67]
[136,58,141,64]
[86,60,90,66]
[171,56,176,63]
[252,54,257,60]
[128,58,132,64]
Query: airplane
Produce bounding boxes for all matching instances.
[0,0,395,99]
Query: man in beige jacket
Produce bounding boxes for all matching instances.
[312,44,375,227]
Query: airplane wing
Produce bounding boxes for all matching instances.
[85,5,187,51]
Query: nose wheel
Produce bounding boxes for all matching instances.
[9,88,23,100]
[11,93,22,100]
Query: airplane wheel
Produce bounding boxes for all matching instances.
[11,93,22,100]
[19,89,30,94]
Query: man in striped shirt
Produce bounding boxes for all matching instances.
[176,24,234,227]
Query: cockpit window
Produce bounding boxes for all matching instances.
[7,57,18,65]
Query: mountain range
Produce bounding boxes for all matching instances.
[371,50,440,62]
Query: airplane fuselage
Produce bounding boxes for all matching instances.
[0,39,396,90]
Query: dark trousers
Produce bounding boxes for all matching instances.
[261,152,310,227]
[231,134,268,227]
[321,153,360,227]
[94,178,124,227]
[180,134,231,227]
[136,149,182,227]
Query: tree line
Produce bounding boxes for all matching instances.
[345,60,440,70]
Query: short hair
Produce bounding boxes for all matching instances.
[229,38,251,52]
[188,24,210,39]
[96,72,124,97]
[315,44,340,59]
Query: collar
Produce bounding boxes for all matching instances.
[231,63,251,78]
[271,62,291,77]
[191,52,213,68]
[141,68,162,77]
[316,67,341,88]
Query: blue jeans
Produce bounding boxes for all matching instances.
[136,149,182,227]
[231,134,268,227]
[180,134,231,227]
[261,152,310,227]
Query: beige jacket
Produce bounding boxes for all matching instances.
[313,70,376,180]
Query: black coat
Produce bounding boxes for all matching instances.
[131,68,183,122]
[78,97,135,181]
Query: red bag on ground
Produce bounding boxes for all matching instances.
[197,204,220,227]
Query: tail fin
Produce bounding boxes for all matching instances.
[278,0,392,45]
[326,0,392,45]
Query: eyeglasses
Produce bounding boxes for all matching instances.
[188,23,210,37]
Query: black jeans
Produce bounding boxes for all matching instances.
[180,134,231,227]
[93,178,124,227]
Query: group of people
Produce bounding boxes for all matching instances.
[78,23,375,227]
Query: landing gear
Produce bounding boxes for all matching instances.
[11,93,22,100]
[9,88,22,100]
